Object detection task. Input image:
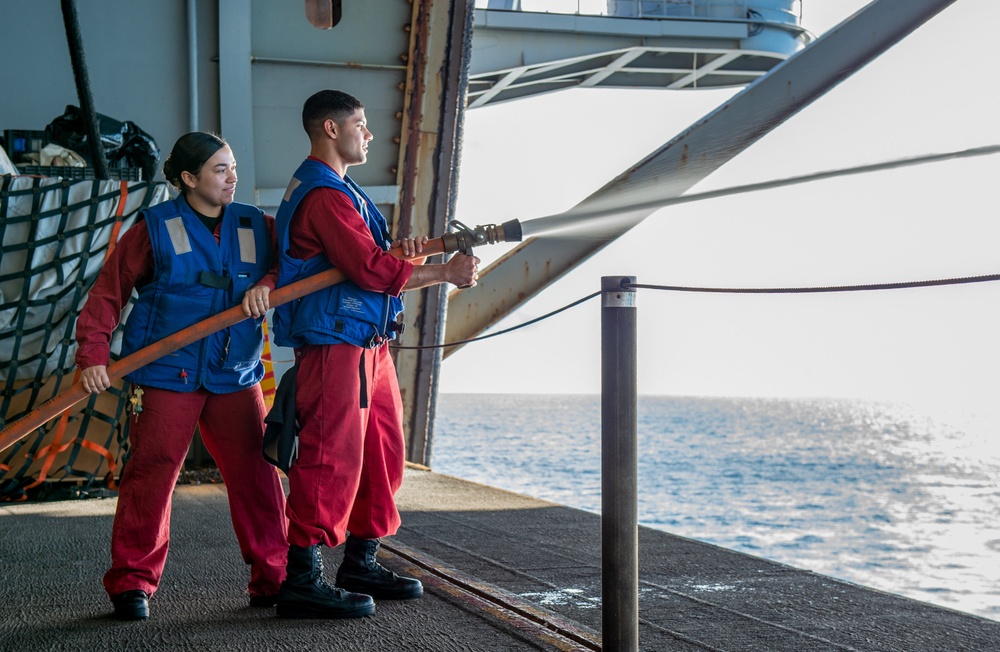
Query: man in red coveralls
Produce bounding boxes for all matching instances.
[270,89,479,619]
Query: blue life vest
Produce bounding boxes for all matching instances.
[120,196,272,393]
[271,158,404,349]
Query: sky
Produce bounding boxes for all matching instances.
[440,0,1000,410]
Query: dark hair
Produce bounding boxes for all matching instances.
[302,90,364,138]
[162,132,227,193]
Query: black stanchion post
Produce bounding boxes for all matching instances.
[601,275,638,651]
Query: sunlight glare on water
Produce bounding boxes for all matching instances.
[433,394,1000,621]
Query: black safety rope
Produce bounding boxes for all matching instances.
[626,273,1000,294]
[392,273,1000,351]
[391,291,601,350]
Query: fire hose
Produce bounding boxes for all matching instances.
[0,219,521,454]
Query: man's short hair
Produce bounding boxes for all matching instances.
[302,90,364,138]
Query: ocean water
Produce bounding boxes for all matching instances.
[431,393,1000,622]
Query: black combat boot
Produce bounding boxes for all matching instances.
[335,535,423,600]
[276,544,375,618]
[111,589,149,621]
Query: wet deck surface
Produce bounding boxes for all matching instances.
[2,466,998,651]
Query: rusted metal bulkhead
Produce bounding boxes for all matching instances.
[393,0,475,466]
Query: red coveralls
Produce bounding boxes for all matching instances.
[283,182,413,549]
[75,219,289,600]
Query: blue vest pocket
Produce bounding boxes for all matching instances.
[213,322,265,371]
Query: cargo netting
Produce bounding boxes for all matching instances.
[0,174,169,501]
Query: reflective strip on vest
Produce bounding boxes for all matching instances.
[164,216,192,255]
[283,177,301,202]
[237,228,257,264]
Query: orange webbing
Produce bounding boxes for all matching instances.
[57,180,128,488]
[24,370,81,490]
[104,181,129,263]
[83,181,127,486]
[77,439,117,489]
[260,320,277,408]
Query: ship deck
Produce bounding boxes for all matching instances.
[1,466,997,651]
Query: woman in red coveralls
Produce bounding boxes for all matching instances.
[76,132,288,621]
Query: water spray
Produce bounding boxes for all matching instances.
[0,220,523,454]
[517,144,1000,240]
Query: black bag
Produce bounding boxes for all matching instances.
[44,105,160,181]
[263,364,299,473]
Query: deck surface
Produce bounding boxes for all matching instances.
[1,467,997,651]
